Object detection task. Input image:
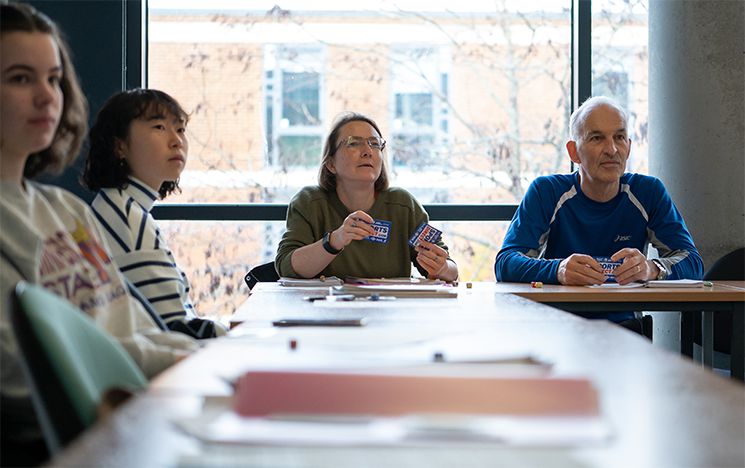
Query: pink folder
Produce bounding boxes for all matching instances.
[233,370,599,417]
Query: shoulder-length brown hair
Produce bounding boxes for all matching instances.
[318,112,389,192]
[0,1,88,178]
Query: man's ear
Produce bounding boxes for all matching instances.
[566,140,581,165]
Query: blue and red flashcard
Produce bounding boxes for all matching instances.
[364,219,392,244]
[594,257,621,282]
[408,222,442,248]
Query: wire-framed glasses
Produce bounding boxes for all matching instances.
[340,136,386,151]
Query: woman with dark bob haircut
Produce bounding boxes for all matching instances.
[83,88,188,198]
[83,88,226,340]
[1,3,197,464]
[275,112,459,281]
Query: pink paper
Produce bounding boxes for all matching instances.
[233,370,599,417]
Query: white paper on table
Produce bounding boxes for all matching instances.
[266,323,476,349]
[174,410,611,447]
[586,283,645,289]
[313,299,453,309]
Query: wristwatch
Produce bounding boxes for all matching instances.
[322,231,343,255]
[651,259,668,280]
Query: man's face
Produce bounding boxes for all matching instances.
[567,104,631,187]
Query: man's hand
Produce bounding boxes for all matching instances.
[612,248,659,284]
[557,254,606,285]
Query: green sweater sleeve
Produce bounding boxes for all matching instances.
[274,187,328,277]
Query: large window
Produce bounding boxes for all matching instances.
[148,1,649,318]
[148,1,574,205]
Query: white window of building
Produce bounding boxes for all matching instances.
[264,45,325,168]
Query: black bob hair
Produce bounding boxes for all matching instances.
[83,88,188,199]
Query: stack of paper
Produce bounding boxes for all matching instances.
[345,277,447,286]
[278,276,343,287]
[331,284,458,299]
[645,279,704,288]
[175,369,609,448]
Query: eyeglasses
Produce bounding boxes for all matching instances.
[339,136,386,151]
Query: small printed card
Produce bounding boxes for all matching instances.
[408,222,442,248]
[365,219,392,244]
[594,257,621,282]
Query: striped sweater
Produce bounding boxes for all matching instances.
[91,177,224,339]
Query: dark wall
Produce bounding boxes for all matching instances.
[25,0,142,201]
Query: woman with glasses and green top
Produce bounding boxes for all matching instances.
[275,112,458,281]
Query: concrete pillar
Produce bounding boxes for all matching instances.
[648,0,744,352]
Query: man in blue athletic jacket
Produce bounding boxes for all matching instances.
[495,96,704,323]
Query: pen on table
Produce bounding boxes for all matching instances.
[272,318,369,327]
[303,294,395,302]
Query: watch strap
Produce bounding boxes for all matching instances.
[322,231,343,255]
[651,259,668,280]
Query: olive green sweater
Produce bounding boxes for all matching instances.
[275,186,450,278]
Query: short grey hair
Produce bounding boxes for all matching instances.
[569,96,629,141]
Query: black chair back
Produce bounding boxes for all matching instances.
[704,248,745,281]
[696,248,745,353]
[244,261,280,290]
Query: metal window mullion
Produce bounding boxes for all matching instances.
[572,0,592,111]
[151,204,518,222]
[125,0,145,89]
[571,0,592,173]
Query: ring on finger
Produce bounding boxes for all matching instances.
[351,222,357,228]
[636,265,641,273]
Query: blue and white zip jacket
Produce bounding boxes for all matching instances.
[91,177,224,339]
[495,172,703,321]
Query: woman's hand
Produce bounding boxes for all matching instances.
[415,241,454,280]
[328,210,376,251]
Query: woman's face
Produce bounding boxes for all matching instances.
[118,110,188,192]
[326,121,384,188]
[0,32,63,163]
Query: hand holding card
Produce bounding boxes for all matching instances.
[364,219,392,244]
[330,210,376,251]
[409,222,442,248]
[594,257,621,283]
